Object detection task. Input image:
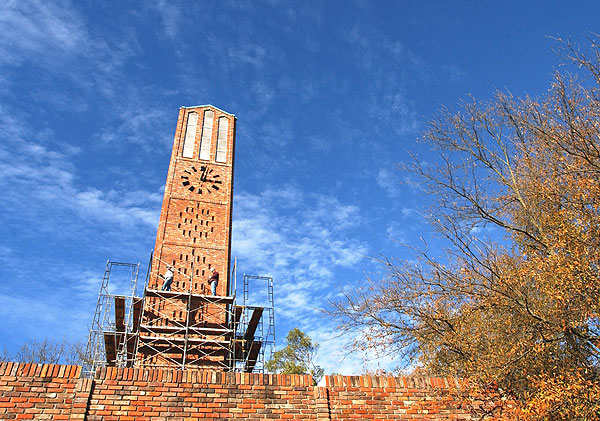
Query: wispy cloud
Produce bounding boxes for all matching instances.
[231,186,392,374]
[0,0,145,111]
[305,323,399,376]
[232,186,378,374]
[97,97,173,150]
[0,290,91,343]
[442,63,465,83]
[386,220,408,243]
[0,0,88,66]
[376,167,402,198]
[229,41,269,68]
[150,0,181,40]
[0,104,160,347]
[232,186,368,319]
[0,2,175,156]
[342,24,424,137]
[0,106,161,238]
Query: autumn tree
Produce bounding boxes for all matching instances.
[265,328,325,384]
[332,36,600,419]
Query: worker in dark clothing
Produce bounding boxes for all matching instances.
[208,268,219,295]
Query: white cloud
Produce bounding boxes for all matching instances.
[229,41,269,68]
[228,181,419,375]
[0,107,161,236]
[259,118,293,148]
[386,221,408,243]
[342,23,424,136]
[0,292,90,342]
[0,0,144,110]
[232,185,368,328]
[95,89,173,150]
[376,168,401,198]
[381,90,420,135]
[231,186,380,375]
[0,0,88,66]
[73,189,160,227]
[442,63,465,82]
[306,324,399,376]
[150,0,181,40]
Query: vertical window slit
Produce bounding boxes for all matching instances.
[216,116,228,163]
[199,110,214,160]
[182,113,198,158]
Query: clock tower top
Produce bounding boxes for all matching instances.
[151,104,236,296]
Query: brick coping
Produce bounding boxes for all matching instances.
[0,361,463,390]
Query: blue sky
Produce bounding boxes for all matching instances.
[1,0,599,374]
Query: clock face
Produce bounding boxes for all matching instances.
[180,165,222,194]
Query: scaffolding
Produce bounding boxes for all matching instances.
[82,261,141,378]
[84,256,275,374]
[233,274,275,373]
[132,253,233,370]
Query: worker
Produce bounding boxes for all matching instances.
[161,265,174,291]
[207,267,219,295]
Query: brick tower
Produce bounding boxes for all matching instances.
[151,105,235,294]
[135,105,237,370]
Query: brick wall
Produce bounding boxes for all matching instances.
[0,362,89,420]
[0,362,494,420]
[324,375,475,420]
[88,368,322,421]
[0,363,488,421]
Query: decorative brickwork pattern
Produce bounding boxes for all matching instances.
[0,362,495,420]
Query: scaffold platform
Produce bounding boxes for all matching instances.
[84,256,275,376]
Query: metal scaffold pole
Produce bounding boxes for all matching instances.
[83,261,141,378]
[235,274,276,373]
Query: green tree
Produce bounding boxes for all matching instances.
[332,36,600,419]
[266,328,325,384]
